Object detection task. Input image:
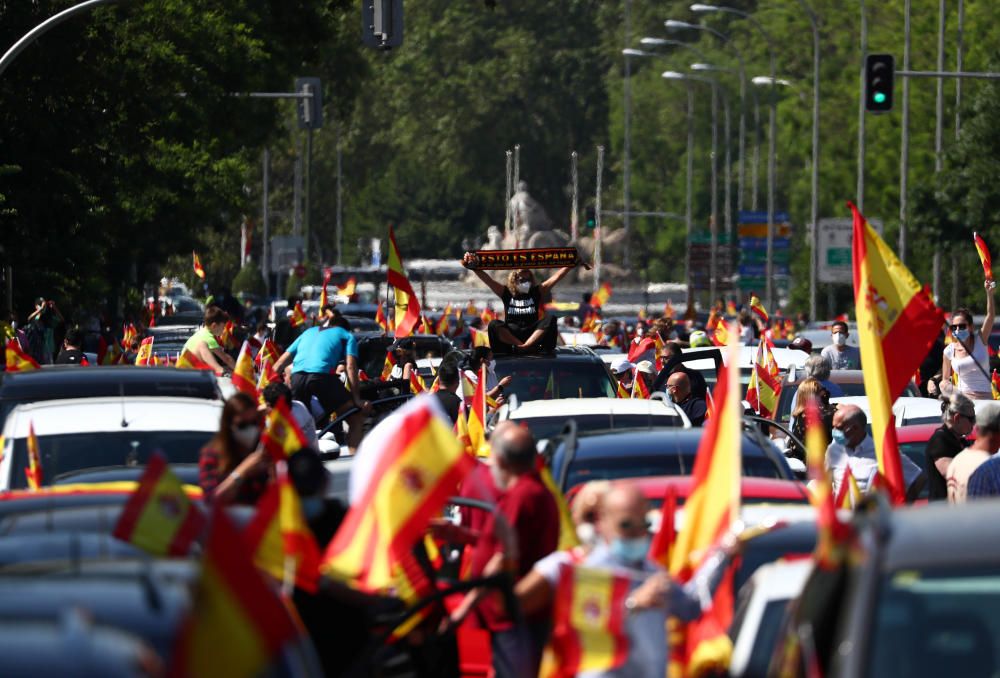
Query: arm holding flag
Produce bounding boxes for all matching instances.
[461,254,507,297]
[980,278,996,346]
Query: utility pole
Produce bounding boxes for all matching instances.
[899,0,911,264]
[857,0,867,213]
[504,150,513,239]
[262,148,270,297]
[933,0,946,302]
[570,151,579,242]
[595,145,604,293]
[622,0,632,270]
[336,121,343,266]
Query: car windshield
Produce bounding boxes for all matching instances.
[515,414,685,440]
[868,568,1000,678]
[745,599,793,677]
[565,455,785,491]
[10,431,212,490]
[494,361,615,402]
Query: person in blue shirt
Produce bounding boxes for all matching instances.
[273,307,371,453]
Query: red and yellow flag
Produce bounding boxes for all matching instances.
[630,374,651,399]
[176,348,214,372]
[835,466,862,509]
[469,326,490,348]
[749,295,769,326]
[434,306,452,336]
[171,505,300,678]
[122,323,138,349]
[256,349,278,395]
[256,339,280,370]
[537,456,581,552]
[5,338,40,372]
[320,395,474,591]
[746,337,782,419]
[409,370,426,395]
[589,282,612,308]
[850,202,944,504]
[337,276,357,297]
[974,232,993,281]
[135,336,154,366]
[375,303,389,334]
[992,369,1000,400]
[192,251,206,280]
[710,321,731,347]
[112,453,205,557]
[805,399,849,570]
[466,365,490,458]
[648,484,677,568]
[706,310,721,332]
[232,341,258,398]
[381,349,397,381]
[25,422,43,490]
[454,400,473,455]
[615,380,631,399]
[243,461,321,593]
[388,227,422,338]
[261,398,307,461]
[289,302,306,329]
[217,320,238,351]
[548,563,631,676]
[669,330,742,675]
[318,269,332,309]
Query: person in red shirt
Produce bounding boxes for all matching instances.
[450,421,559,678]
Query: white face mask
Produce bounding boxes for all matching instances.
[636,327,646,337]
[832,333,847,347]
[516,282,531,294]
[230,423,260,450]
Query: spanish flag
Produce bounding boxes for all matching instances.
[217,320,238,351]
[548,563,631,676]
[261,398,308,460]
[409,370,426,395]
[710,321,731,347]
[375,302,389,334]
[337,276,358,297]
[835,466,862,509]
[974,232,993,281]
[616,380,631,399]
[171,506,300,678]
[176,348,214,372]
[466,365,490,458]
[746,337,781,419]
[669,330,742,675]
[648,484,677,568]
[256,339,280,370]
[454,400,473,455]
[231,341,258,398]
[849,202,944,504]
[435,306,452,336]
[25,422,43,490]
[631,374,651,399]
[537,456,581,552]
[320,395,474,591]
[388,227,422,338]
[469,326,491,348]
[256,349,278,395]
[112,453,205,557]
[804,399,849,570]
[589,282,612,308]
[243,461,321,593]
[381,349,397,381]
[289,302,306,329]
[123,322,138,349]
[135,336,154,366]
[318,269,332,309]
[706,310,721,332]
[992,369,1000,400]
[749,295,769,325]
[192,251,206,280]
[5,338,39,372]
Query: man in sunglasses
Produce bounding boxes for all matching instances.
[820,320,861,370]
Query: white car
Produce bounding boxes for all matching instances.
[0,396,223,491]
[494,396,691,440]
[729,559,814,678]
[830,395,946,428]
[681,345,809,390]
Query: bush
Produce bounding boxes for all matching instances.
[232,265,266,298]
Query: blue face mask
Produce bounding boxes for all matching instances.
[611,536,650,564]
[954,328,970,342]
[831,428,847,446]
[301,496,325,520]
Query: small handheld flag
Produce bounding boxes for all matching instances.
[5,339,40,372]
[975,232,993,281]
[192,251,206,280]
[25,422,43,490]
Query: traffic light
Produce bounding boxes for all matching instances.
[584,206,597,229]
[295,77,323,130]
[362,0,403,49]
[865,53,895,113]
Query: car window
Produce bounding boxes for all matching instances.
[515,414,685,440]
[746,599,793,677]
[868,568,1000,678]
[898,442,929,499]
[10,431,213,490]
[494,362,615,402]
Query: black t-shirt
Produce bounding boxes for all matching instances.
[500,285,542,329]
[925,425,968,501]
[678,395,708,426]
[434,390,462,425]
[55,348,86,365]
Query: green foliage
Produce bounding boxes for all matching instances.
[232,265,266,298]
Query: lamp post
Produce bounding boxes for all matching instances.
[691,4,778,311]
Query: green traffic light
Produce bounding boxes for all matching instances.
[873,92,886,104]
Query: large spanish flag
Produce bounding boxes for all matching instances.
[849,202,944,504]
[804,399,849,570]
[243,461,320,593]
[231,341,258,398]
[669,328,742,675]
[171,506,300,678]
[261,398,308,460]
[548,563,631,676]
[5,338,40,372]
[320,395,474,592]
[388,227,422,338]
[112,453,205,557]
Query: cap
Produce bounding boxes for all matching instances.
[611,358,635,375]
[689,330,710,347]
[635,360,655,375]
[790,336,813,354]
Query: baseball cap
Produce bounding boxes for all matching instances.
[635,360,655,375]
[611,358,635,375]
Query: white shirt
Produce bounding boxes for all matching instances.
[944,340,992,396]
[826,435,922,496]
[821,343,862,370]
[290,399,319,450]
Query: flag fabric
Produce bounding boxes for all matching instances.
[99,338,123,365]
[261,399,308,461]
[135,336,155,366]
[706,310,720,332]
[710,321,730,347]
[409,371,426,395]
[5,338,40,372]
[664,300,675,319]
[615,380,630,399]
[256,348,279,396]
[627,336,656,363]
[536,456,581,552]
[974,232,994,281]
[112,453,205,557]
[548,563,631,677]
[381,350,397,381]
[466,365,490,458]
[835,466,862,509]
[849,202,944,504]
[434,306,451,336]
[289,302,306,329]
[669,332,742,675]
[25,422,43,490]
[123,323,138,349]
[375,303,389,334]
[320,395,474,591]
[192,251,206,279]
[648,484,677,568]
[176,348,214,371]
[469,326,491,348]
[232,341,258,398]
[631,375,650,399]
[589,282,612,308]
[171,506,300,678]
[749,295,769,326]
[243,461,321,593]
[543,371,556,399]
[993,370,1000,400]
[804,399,848,570]
[337,276,357,297]
[319,269,332,309]
[454,400,473,455]
[745,338,782,419]
[725,300,738,316]
[256,339,280,370]
[217,321,237,351]
[388,227,422,338]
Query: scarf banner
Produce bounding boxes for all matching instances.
[463,247,584,270]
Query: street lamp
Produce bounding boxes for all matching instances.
[691,3,779,312]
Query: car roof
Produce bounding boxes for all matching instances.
[783,369,867,385]
[830,395,943,427]
[0,366,220,402]
[626,475,810,503]
[506,397,687,420]
[493,345,605,362]
[680,345,808,371]
[564,427,781,463]
[3,397,222,437]
[881,499,1000,570]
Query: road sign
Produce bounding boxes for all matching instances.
[738,211,790,224]
[816,217,882,284]
[270,235,305,274]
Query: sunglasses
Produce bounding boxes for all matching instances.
[950,323,969,331]
[617,518,651,533]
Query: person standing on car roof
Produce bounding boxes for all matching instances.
[924,392,975,501]
[948,402,1000,503]
[181,306,236,374]
[820,320,862,370]
[273,304,371,453]
[941,281,996,400]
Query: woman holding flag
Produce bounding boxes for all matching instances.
[942,281,995,400]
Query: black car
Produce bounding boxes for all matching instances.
[492,346,616,404]
[355,333,456,382]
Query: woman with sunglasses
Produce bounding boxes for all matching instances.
[942,280,996,400]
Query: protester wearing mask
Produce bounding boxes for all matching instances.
[942,284,996,400]
[461,346,512,404]
[628,321,656,363]
[198,393,270,505]
[925,392,975,501]
[260,381,319,451]
[820,320,861,370]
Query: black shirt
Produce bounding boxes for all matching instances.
[925,425,968,501]
[678,395,708,426]
[434,390,462,425]
[55,348,86,365]
[500,285,542,329]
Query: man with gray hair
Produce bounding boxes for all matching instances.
[924,392,975,500]
[803,355,844,397]
[828,404,924,500]
[952,402,1000,501]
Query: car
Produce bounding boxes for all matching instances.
[494,397,691,440]
[729,559,814,678]
[829,395,947,429]
[0,366,223,429]
[770,497,1000,677]
[0,396,223,491]
[775,370,922,424]
[492,346,617,403]
[355,333,456,385]
[547,425,796,493]
[678,345,808,394]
